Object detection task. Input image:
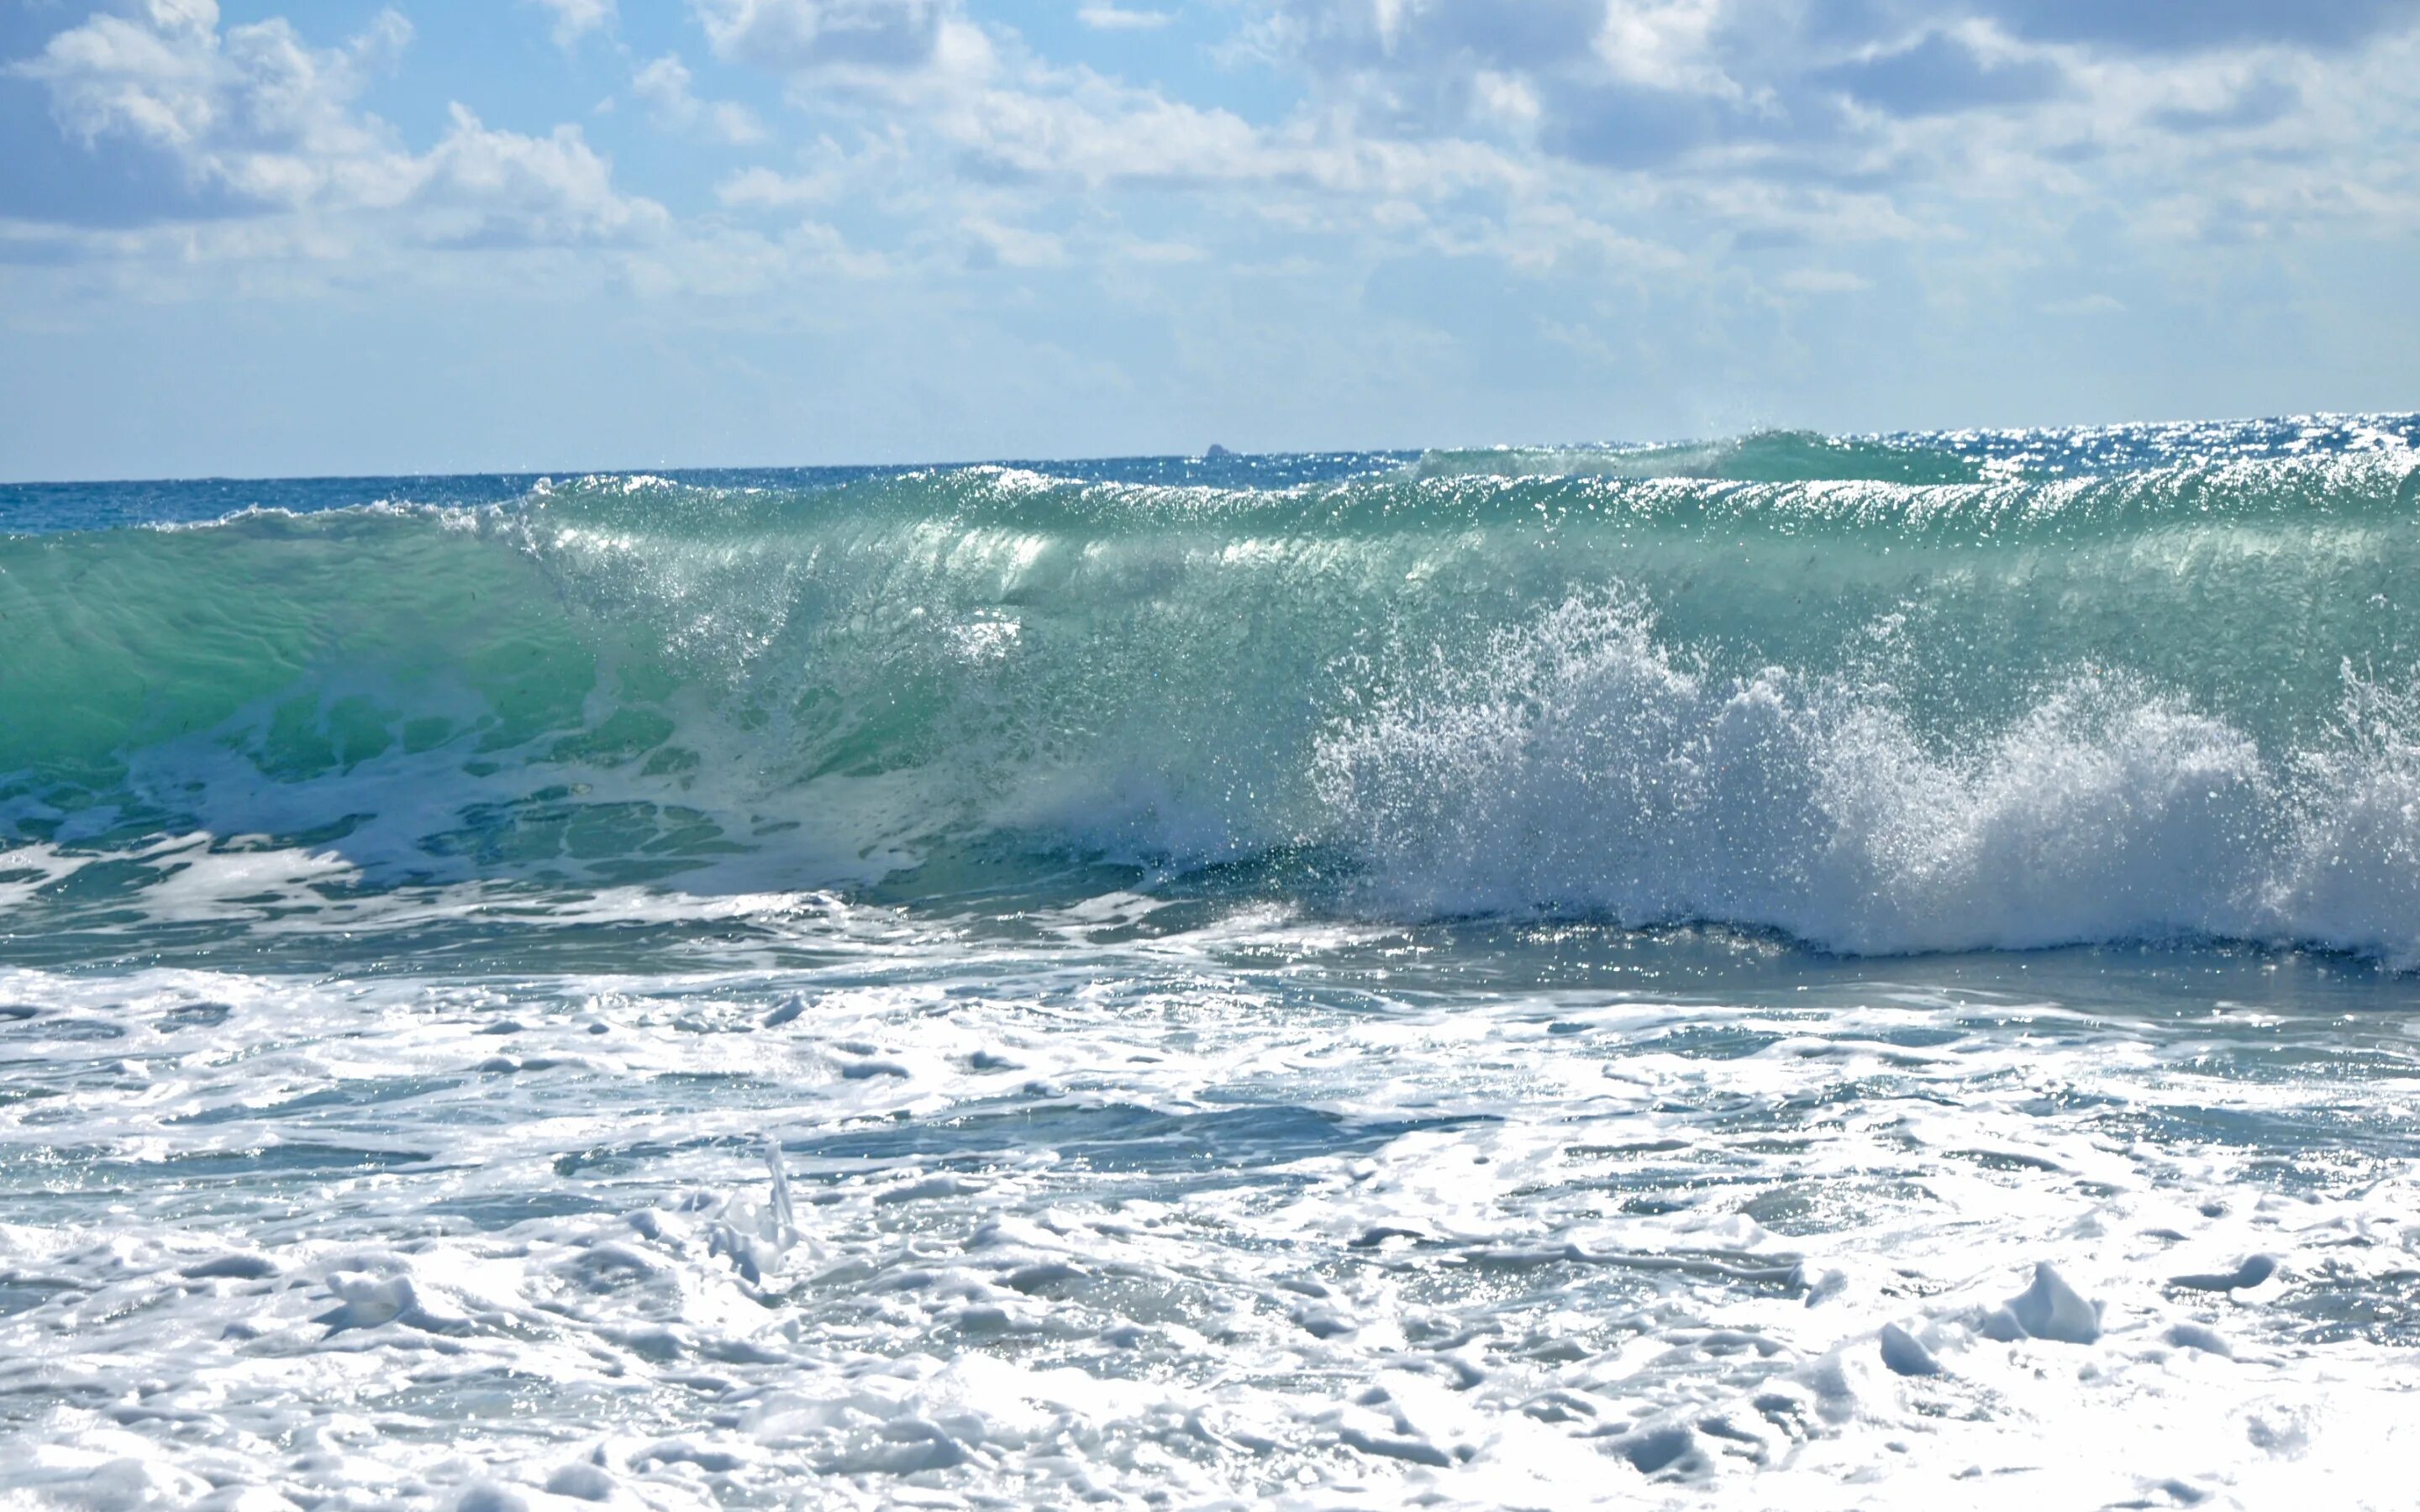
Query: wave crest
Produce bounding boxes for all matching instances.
[1313,596,2321,955]
[6,443,2420,962]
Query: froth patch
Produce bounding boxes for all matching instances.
[1314,594,2420,962]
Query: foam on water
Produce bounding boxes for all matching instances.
[1313,596,2420,962]
[4,417,2420,1508]
[5,927,2420,1509]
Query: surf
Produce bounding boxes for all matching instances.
[3,419,2417,961]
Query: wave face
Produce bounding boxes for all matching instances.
[5,417,2420,961]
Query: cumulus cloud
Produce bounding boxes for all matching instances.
[9,0,666,250]
[962,214,1065,267]
[9,0,2420,303]
[418,105,669,247]
[659,0,2419,299]
[716,164,836,207]
[2149,76,2302,134]
[527,0,617,50]
[1076,6,1173,31]
[1816,29,2064,118]
[692,0,951,73]
[692,1,1528,200]
[630,53,766,144]
[5,0,2417,480]
[16,0,411,199]
[1270,0,1607,76]
[1242,0,2420,230]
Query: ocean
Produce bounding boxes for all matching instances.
[4,415,2419,1509]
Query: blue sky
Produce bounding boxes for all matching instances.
[2,0,2416,479]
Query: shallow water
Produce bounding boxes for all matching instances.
[8,910,2420,1509]
[5,420,2420,1509]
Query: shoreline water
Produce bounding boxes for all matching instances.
[4,417,2419,1507]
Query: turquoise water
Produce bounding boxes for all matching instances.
[4,416,2420,1509]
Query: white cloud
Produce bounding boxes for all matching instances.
[940,75,1260,183]
[1591,0,1738,96]
[2039,292,2124,315]
[527,0,617,50]
[12,0,2420,338]
[963,215,1066,266]
[18,1,409,193]
[692,0,950,73]
[12,0,666,251]
[692,1,1527,202]
[1423,197,1685,274]
[712,134,872,210]
[418,106,670,246]
[630,54,766,144]
[1470,70,1540,126]
[1239,0,2420,255]
[947,70,1534,198]
[716,165,839,207]
[1077,5,1174,31]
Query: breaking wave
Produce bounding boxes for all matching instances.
[5,427,2420,960]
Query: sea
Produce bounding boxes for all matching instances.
[3,415,2419,1509]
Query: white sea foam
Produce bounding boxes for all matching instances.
[1313,596,2420,963]
[4,919,2420,1509]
